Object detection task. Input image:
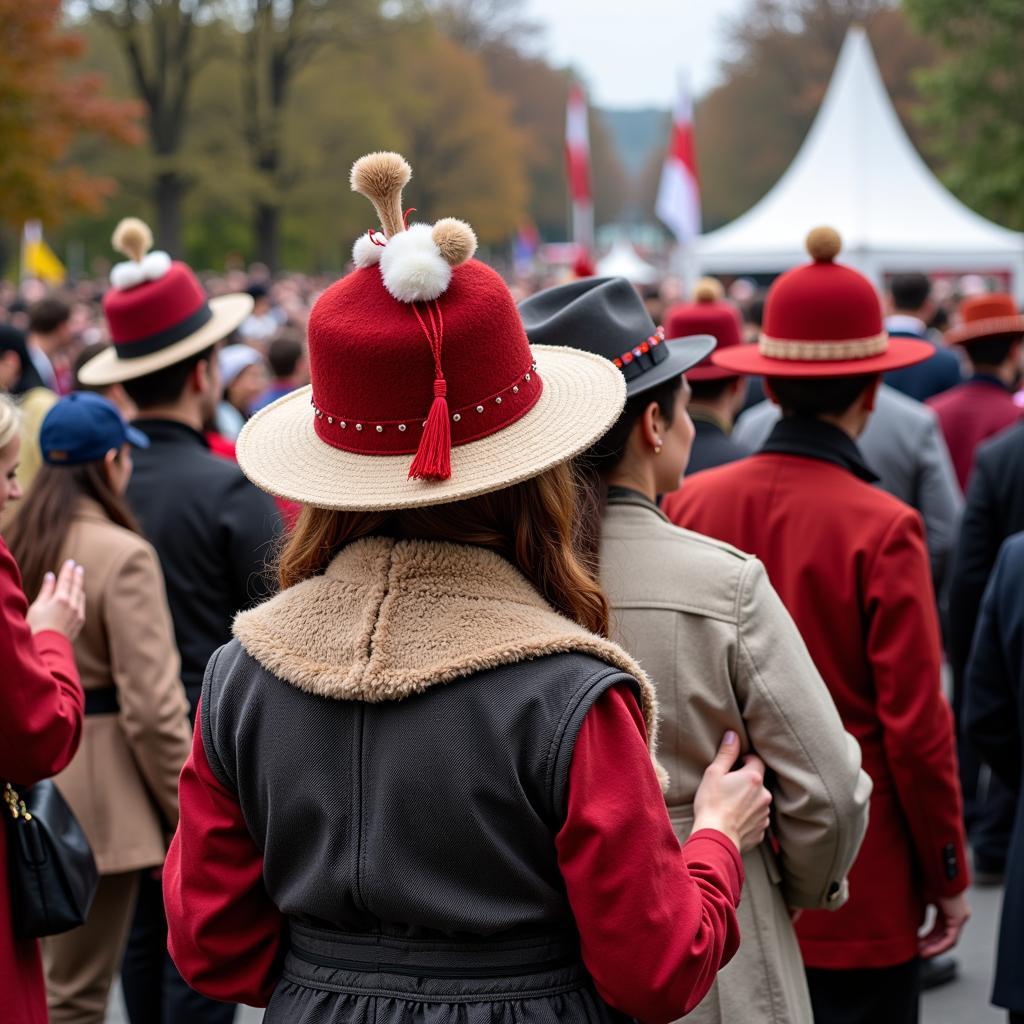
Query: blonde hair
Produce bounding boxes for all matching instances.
[0,394,20,451]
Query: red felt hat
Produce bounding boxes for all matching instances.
[664,278,744,381]
[79,218,252,387]
[945,293,1024,346]
[235,152,625,512]
[711,228,933,378]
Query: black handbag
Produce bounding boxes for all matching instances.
[4,779,98,938]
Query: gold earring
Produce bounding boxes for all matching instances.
[654,441,663,455]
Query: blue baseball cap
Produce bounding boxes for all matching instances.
[40,392,150,466]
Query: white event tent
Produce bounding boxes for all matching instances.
[696,27,1024,299]
[597,238,659,285]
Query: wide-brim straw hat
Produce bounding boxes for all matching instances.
[235,152,626,511]
[714,227,933,378]
[79,217,253,387]
[237,345,623,510]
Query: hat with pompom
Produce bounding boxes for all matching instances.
[234,151,625,511]
[664,277,744,381]
[709,228,933,378]
[78,218,253,386]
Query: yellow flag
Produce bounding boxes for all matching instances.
[22,222,66,285]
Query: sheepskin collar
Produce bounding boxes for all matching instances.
[234,536,662,765]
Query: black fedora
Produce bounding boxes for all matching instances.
[519,277,715,398]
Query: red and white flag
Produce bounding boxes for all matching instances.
[656,73,701,244]
[565,83,594,251]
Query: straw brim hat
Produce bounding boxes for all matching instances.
[236,345,625,511]
[79,293,254,386]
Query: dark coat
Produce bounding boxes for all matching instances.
[963,532,1024,1012]
[884,331,962,403]
[685,416,751,476]
[663,421,969,970]
[949,422,1024,686]
[126,419,281,707]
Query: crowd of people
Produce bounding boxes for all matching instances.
[0,149,1022,1024]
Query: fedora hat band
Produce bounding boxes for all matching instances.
[311,361,541,456]
[113,302,213,359]
[759,331,888,362]
[612,326,669,381]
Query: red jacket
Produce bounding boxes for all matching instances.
[926,376,1023,490]
[0,536,83,1024]
[663,439,968,970]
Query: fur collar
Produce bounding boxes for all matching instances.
[234,537,664,778]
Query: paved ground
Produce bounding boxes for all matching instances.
[106,881,1006,1023]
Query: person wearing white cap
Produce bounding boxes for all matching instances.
[214,344,267,441]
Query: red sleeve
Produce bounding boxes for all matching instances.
[0,537,82,784]
[556,683,743,1024]
[866,511,969,899]
[164,708,285,1006]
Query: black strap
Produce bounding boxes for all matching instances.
[84,687,120,716]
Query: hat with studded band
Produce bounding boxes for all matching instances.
[235,152,625,511]
[518,276,715,398]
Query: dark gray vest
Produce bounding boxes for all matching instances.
[202,640,639,1021]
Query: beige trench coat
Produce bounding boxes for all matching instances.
[600,491,871,1024]
[52,498,191,874]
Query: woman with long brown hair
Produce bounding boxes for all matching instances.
[7,392,191,1024]
[164,152,773,1024]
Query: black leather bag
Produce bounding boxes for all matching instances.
[4,779,98,938]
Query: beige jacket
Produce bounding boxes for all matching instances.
[600,491,871,1024]
[53,498,191,873]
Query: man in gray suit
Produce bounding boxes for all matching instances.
[734,384,962,587]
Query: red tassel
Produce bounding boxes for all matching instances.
[408,378,451,480]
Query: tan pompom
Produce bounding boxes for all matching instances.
[806,226,842,263]
[693,277,724,303]
[112,217,153,262]
[432,218,477,267]
[350,152,412,238]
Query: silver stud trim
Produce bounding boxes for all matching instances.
[524,373,531,382]
[512,386,519,394]
[376,424,384,433]
[495,396,502,404]
[355,424,363,431]
[398,424,406,432]
[341,421,347,429]
[453,413,461,422]
[327,417,333,424]
[476,405,484,413]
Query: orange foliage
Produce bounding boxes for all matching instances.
[0,0,142,227]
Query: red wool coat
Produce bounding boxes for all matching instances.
[0,536,83,1024]
[663,451,968,970]
[926,376,1023,491]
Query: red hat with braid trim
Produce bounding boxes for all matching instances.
[710,227,933,378]
[235,152,625,511]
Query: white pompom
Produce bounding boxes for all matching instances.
[142,250,172,280]
[352,232,385,268]
[379,223,451,302]
[110,261,147,290]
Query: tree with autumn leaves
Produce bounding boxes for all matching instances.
[0,0,139,246]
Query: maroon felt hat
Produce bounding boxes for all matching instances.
[664,278,744,381]
[711,228,932,378]
[235,152,625,511]
[78,218,252,387]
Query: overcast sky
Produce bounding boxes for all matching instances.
[523,0,750,108]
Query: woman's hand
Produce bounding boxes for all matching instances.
[26,559,86,641]
[692,731,772,852]
[918,893,970,959]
